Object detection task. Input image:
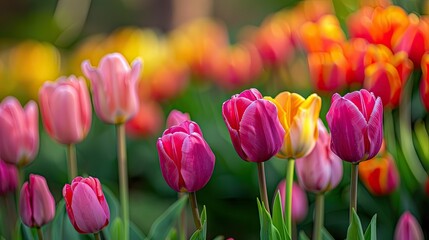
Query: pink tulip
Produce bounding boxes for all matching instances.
[157,121,215,192]
[275,180,308,223]
[82,53,142,124]
[39,76,92,144]
[166,110,190,128]
[19,174,55,228]
[0,97,38,167]
[0,160,18,195]
[222,88,285,162]
[63,176,110,234]
[296,120,343,193]
[394,212,424,240]
[326,89,383,163]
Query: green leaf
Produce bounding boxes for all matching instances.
[257,198,281,240]
[212,236,225,240]
[110,218,123,240]
[364,214,377,240]
[190,206,207,240]
[50,199,82,240]
[322,228,335,240]
[18,223,33,240]
[272,191,290,240]
[130,221,146,240]
[298,231,310,240]
[346,209,365,240]
[147,195,188,240]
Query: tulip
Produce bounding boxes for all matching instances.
[275,180,308,223]
[394,212,424,240]
[63,176,110,234]
[166,109,190,128]
[0,97,39,167]
[125,101,164,138]
[420,54,429,111]
[359,151,399,195]
[0,160,18,195]
[296,120,343,193]
[326,89,383,163]
[39,75,92,144]
[20,174,55,228]
[82,52,142,124]
[157,120,215,193]
[222,88,285,162]
[342,38,369,85]
[265,92,321,159]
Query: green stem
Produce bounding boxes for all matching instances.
[117,124,129,240]
[189,192,201,230]
[67,144,78,181]
[179,192,187,240]
[285,159,295,235]
[36,227,44,240]
[313,194,325,240]
[350,163,358,224]
[257,162,270,214]
[94,232,101,240]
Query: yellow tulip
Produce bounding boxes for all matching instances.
[265,92,321,159]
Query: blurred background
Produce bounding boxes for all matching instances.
[1,0,429,239]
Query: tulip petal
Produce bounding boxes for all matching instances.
[19,182,33,227]
[367,98,383,159]
[343,89,375,121]
[237,88,262,100]
[30,175,55,226]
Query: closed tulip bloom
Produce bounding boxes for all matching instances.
[275,180,308,223]
[222,88,285,162]
[266,92,321,159]
[63,176,110,234]
[82,53,142,124]
[166,109,190,128]
[157,121,215,192]
[0,160,18,195]
[296,120,343,193]
[394,212,424,240]
[39,76,92,144]
[326,89,383,162]
[19,174,55,228]
[420,54,429,111]
[0,97,38,167]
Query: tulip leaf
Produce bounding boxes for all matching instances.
[364,214,377,240]
[130,222,146,240]
[346,209,365,240]
[190,206,207,240]
[102,185,121,225]
[298,231,310,240]
[50,199,82,240]
[257,198,281,240]
[110,218,123,240]
[322,228,335,240]
[17,223,33,240]
[147,195,188,240]
[272,191,290,240]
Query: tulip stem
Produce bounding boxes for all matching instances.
[257,162,270,214]
[350,163,358,223]
[36,227,43,240]
[117,124,129,240]
[313,193,324,240]
[179,192,187,240]
[189,192,201,230]
[285,159,295,235]
[67,144,78,181]
[94,232,101,240]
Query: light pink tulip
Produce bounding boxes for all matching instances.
[394,211,423,240]
[0,97,38,167]
[19,174,55,228]
[296,120,343,193]
[0,160,18,195]
[82,53,142,124]
[275,180,308,223]
[39,76,92,144]
[166,110,190,128]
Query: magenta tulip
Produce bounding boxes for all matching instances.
[275,180,308,223]
[326,89,383,163]
[166,110,190,128]
[157,120,215,192]
[222,88,285,162]
[39,76,92,144]
[19,174,55,228]
[0,97,38,167]
[82,53,142,124]
[63,176,110,234]
[394,211,424,240]
[296,120,343,193]
[0,160,18,195]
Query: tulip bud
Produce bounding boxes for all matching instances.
[0,97,39,167]
[39,76,92,145]
[19,174,55,228]
[265,92,321,159]
[420,53,429,111]
[394,212,424,240]
[274,180,308,223]
[157,121,215,192]
[166,109,190,128]
[82,53,142,124]
[222,88,285,162]
[0,160,18,195]
[63,176,110,234]
[326,89,383,163]
[296,120,343,193]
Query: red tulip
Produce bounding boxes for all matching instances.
[394,212,424,240]
[125,101,164,138]
[420,53,429,111]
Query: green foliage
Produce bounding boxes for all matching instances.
[298,231,310,240]
[110,218,123,240]
[322,228,335,240]
[257,198,281,240]
[272,192,290,240]
[346,209,377,240]
[190,206,207,240]
[364,215,377,240]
